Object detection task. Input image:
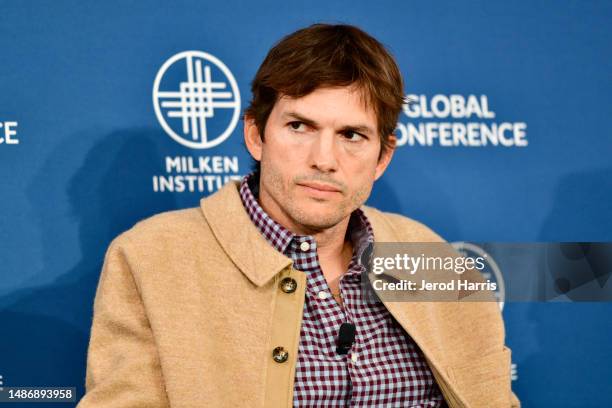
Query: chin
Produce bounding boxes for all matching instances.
[292,208,346,230]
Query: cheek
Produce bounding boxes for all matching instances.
[261,150,294,195]
[267,130,306,161]
[344,156,378,182]
[344,165,377,201]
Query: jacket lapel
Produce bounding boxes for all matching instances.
[200,180,292,287]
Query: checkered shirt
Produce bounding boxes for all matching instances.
[239,172,447,407]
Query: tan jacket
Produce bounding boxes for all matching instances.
[77,180,520,408]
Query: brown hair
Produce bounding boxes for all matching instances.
[245,23,405,172]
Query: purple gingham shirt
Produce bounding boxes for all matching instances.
[239,172,447,407]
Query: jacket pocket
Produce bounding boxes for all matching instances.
[446,346,513,408]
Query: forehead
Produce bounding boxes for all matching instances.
[273,86,377,128]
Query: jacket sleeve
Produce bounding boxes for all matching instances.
[77,236,170,407]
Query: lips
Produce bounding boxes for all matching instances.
[298,182,341,192]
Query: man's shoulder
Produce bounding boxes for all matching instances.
[361,204,445,243]
[111,206,209,249]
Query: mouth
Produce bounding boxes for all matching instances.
[297,182,342,199]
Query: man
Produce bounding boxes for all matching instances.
[78,24,519,407]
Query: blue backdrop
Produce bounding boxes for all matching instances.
[1,1,611,406]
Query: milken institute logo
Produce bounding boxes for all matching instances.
[153,51,241,149]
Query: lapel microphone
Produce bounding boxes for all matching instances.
[336,322,356,355]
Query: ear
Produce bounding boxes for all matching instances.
[374,134,396,181]
[244,115,263,161]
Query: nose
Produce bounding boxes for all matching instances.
[308,131,338,173]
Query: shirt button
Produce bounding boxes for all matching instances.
[272,346,289,363]
[279,277,297,294]
[318,291,329,300]
[351,353,358,363]
[300,241,310,252]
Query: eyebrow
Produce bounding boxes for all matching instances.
[281,111,375,136]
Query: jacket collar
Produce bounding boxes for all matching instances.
[199,179,397,287]
[200,180,293,287]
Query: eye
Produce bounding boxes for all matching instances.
[288,121,306,132]
[342,131,366,142]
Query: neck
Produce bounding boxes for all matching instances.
[310,218,353,262]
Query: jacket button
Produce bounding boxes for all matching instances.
[272,346,289,363]
[280,277,297,293]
